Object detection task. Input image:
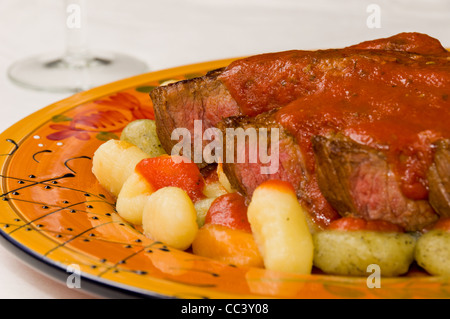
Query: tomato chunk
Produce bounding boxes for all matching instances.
[135,155,205,201]
[205,193,251,233]
[431,217,450,232]
[327,216,404,232]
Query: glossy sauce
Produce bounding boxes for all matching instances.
[220,40,450,202]
[258,179,296,194]
[327,216,404,232]
[431,217,450,232]
[220,33,450,118]
[204,192,251,233]
[277,81,450,200]
[136,155,205,202]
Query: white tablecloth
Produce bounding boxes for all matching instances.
[0,0,448,299]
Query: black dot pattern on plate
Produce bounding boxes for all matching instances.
[1,158,223,288]
[0,72,234,298]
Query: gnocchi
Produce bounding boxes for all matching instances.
[194,197,216,227]
[202,180,228,199]
[116,171,154,225]
[217,163,235,193]
[92,139,148,197]
[91,127,445,278]
[120,119,166,158]
[415,229,450,276]
[247,180,314,274]
[142,187,198,250]
[313,230,416,277]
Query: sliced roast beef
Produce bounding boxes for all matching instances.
[217,34,450,118]
[218,112,340,227]
[150,68,240,166]
[218,75,449,231]
[150,33,450,166]
[149,32,450,230]
[428,140,450,218]
[218,111,306,198]
[347,32,448,55]
[311,134,438,231]
[219,111,439,231]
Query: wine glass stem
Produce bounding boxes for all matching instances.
[64,0,90,66]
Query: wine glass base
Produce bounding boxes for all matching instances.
[7,51,149,93]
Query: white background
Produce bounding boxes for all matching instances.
[0,0,449,298]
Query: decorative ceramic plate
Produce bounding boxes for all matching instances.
[0,58,449,299]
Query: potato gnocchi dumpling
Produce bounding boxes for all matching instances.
[202,180,228,199]
[120,119,166,157]
[116,171,154,225]
[92,133,440,278]
[217,163,236,193]
[415,230,450,276]
[313,230,416,277]
[194,180,228,227]
[194,197,216,228]
[143,187,198,250]
[92,139,149,197]
[247,180,314,274]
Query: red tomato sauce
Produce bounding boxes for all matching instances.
[220,43,450,201]
[431,217,450,232]
[135,155,205,202]
[204,192,251,233]
[328,216,404,232]
[276,83,450,201]
[258,179,296,194]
